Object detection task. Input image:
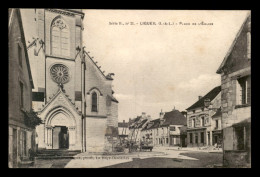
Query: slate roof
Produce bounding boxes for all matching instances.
[137,119,149,128]
[142,110,186,130]
[161,110,187,127]
[129,116,148,129]
[142,118,161,131]
[186,86,221,111]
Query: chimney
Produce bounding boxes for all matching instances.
[198,96,203,100]
[123,120,125,123]
[142,112,146,118]
[181,111,187,118]
[159,109,164,119]
[147,115,151,121]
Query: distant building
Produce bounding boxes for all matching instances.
[186,86,222,147]
[128,112,150,143]
[118,120,129,141]
[216,13,251,167]
[8,9,40,168]
[141,109,187,147]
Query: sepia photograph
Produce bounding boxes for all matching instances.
[8,9,251,168]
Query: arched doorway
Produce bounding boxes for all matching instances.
[45,107,76,150]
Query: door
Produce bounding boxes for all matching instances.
[53,127,61,149]
[60,126,69,149]
[12,129,17,167]
[214,135,218,145]
[208,133,210,146]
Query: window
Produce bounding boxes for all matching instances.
[166,138,168,144]
[18,44,22,67]
[193,119,196,127]
[170,126,176,131]
[20,82,24,108]
[195,134,198,144]
[216,120,219,129]
[247,32,251,59]
[23,131,27,156]
[201,117,205,127]
[237,76,251,105]
[234,126,246,150]
[51,18,70,57]
[193,110,195,113]
[201,132,204,143]
[91,92,97,112]
[156,129,158,135]
[190,133,193,143]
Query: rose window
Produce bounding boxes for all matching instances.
[50,64,70,84]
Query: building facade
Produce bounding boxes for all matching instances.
[9,9,40,168]
[141,109,187,147]
[216,13,251,167]
[128,113,150,143]
[22,9,118,153]
[118,120,129,142]
[186,86,222,147]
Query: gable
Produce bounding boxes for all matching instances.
[38,88,81,116]
[217,13,251,74]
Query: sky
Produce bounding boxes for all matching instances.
[20,9,249,122]
[82,10,249,122]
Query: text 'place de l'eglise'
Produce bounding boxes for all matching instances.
[8,9,251,168]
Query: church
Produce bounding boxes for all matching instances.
[24,9,119,152]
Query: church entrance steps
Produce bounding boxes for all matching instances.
[36,149,81,159]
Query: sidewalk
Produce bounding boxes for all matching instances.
[153,146,223,153]
[73,150,167,159]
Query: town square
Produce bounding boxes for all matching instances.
[8,9,251,168]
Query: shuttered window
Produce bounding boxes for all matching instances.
[237,76,251,105]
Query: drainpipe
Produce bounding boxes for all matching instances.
[81,47,86,152]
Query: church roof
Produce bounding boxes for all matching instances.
[84,51,114,81]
